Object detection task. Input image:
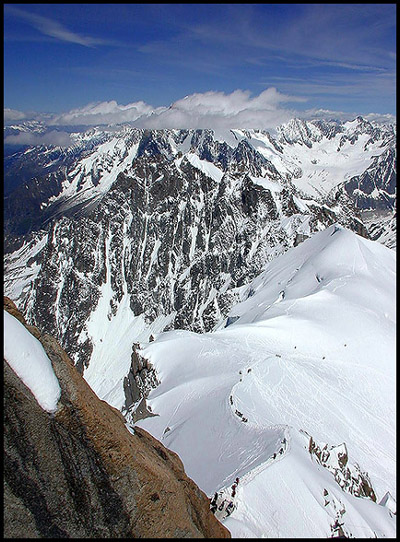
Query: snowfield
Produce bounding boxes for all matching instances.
[136,225,396,538]
[4,310,61,413]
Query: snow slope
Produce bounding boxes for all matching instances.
[4,310,61,413]
[80,233,176,409]
[136,225,396,538]
[4,232,48,306]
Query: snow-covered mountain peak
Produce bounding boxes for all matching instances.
[224,223,395,328]
[277,117,325,147]
[4,117,395,243]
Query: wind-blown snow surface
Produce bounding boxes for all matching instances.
[136,225,396,538]
[4,310,61,413]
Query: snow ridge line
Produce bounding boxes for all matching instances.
[211,425,291,521]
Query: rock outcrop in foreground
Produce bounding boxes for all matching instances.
[4,297,230,538]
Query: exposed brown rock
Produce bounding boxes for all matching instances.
[4,298,230,538]
[4,296,26,325]
[26,324,42,340]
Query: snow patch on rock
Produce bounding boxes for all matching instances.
[4,310,61,413]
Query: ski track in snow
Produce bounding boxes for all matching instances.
[219,361,291,492]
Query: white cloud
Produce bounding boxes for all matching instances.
[4,130,73,148]
[34,88,308,130]
[48,100,164,126]
[300,108,396,125]
[4,88,395,142]
[133,88,306,130]
[4,108,27,122]
[5,5,108,47]
[178,87,303,112]
[363,112,396,125]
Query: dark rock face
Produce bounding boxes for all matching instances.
[122,343,159,423]
[344,147,396,211]
[3,300,231,539]
[3,128,111,249]
[4,149,87,252]
[4,361,131,538]
[17,151,305,372]
[363,208,397,249]
[4,296,27,325]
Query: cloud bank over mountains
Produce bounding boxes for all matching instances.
[4,87,396,147]
[49,100,157,127]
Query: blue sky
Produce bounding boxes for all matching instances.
[4,3,396,122]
